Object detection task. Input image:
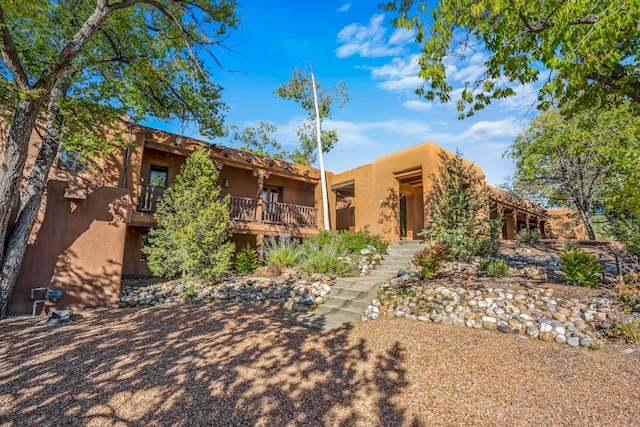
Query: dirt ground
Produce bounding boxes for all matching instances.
[2,303,640,427]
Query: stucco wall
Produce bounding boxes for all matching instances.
[328,142,480,243]
[10,180,129,314]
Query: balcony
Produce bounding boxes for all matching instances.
[229,196,318,228]
[137,187,317,228]
[137,184,166,213]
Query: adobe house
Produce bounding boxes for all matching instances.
[3,121,324,314]
[326,142,547,242]
[3,123,546,314]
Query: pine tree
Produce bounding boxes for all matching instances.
[143,147,233,280]
[422,151,502,260]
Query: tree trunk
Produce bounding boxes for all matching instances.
[0,97,42,260]
[577,205,597,240]
[0,81,68,317]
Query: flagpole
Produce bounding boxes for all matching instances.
[310,64,330,231]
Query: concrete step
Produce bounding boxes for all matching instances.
[334,276,382,288]
[286,275,383,330]
[323,295,374,313]
[378,260,413,268]
[394,240,424,246]
[379,253,416,262]
[328,286,379,300]
[387,246,424,255]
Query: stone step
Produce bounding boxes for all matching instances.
[378,260,413,268]
[328,286,379,300]
[379,253,417,262]
[369,269,398,277]
[387,246,424,256]
[394,240,424,246]
[334,276,382,289]
[323,295,374,313]
[287,275,383,330]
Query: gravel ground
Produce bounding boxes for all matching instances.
[1,303,639,427]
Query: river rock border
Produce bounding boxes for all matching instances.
[120,272,335,313]
[364,276,639,350]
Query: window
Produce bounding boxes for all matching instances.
[261,186,281,203]
[149,165,169,187]
[58,149,87,172]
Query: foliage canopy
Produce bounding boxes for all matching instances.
[274,69,350,165]
[506,102,640,240]
[382,0,640,117]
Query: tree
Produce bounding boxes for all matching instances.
[143,147,233,280]
[506,103,640,240]
[381,0,640,117]
[0,0,239,316]
[274,68,350,165]
[420,151,502,261]
[227,121,288,160]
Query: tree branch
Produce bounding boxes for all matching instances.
[0,5,30,89]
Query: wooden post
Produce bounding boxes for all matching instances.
[252,169,271,222]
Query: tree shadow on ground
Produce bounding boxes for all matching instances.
[0,303,424,426]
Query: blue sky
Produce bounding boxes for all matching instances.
[148,1,540,186]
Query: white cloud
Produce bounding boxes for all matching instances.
[367,55,423,93]
[460,118,522,140]
[403,100,433,111]
[335,14,414,58]
[337,2,351,12]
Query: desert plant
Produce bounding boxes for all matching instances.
[412,243,454,279]
[235,244,261,274]
[616,283,640,311]
[181,286,198,299]
[298,240,357,276]
[559,247,603,287]
[516,228,541,244]
[479,258,510,277]
[604,319,640,343]
[262,234,301,268]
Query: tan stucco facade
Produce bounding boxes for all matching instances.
[3,122,550,314]
[327,142,547,244]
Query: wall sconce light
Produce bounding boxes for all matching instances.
[223,151,231,157]
[223,179,229,188]
[174,136,183,145]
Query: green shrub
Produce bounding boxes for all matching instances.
[479,258,510,277]
[559,247,603,287]
[604,318,640,343]
[338,226,388,255]
[263,234,300,268]
[413,243,454,279]
[235,244,261,274]
[181,286,198,299]
[516,228,540,244]
[298,240,357,276]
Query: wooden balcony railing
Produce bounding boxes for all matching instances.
[262,200,317,227]
[229,196,317,228]
[137,184,166,213]
[228,196,258,221]
[136,190,317,228]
